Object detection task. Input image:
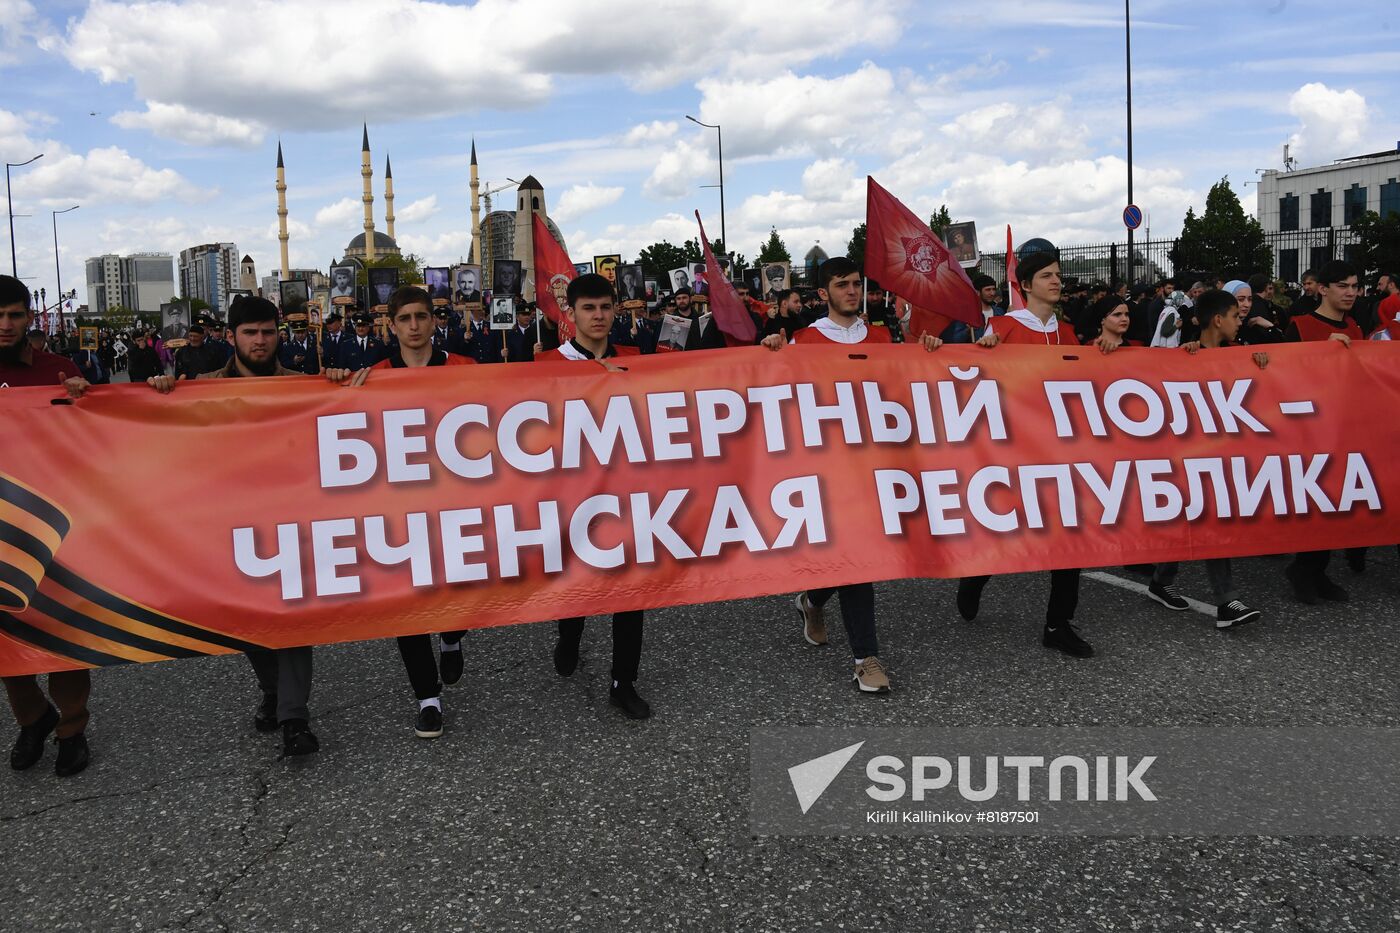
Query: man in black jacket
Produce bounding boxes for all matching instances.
[126,332,163,382]
[174,325,228,379]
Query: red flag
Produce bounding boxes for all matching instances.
[695,211,756,345]
[864,176,980,330]
[531,213,576,341]
[1005,224,1026,311]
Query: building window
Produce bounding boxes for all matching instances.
[1310,245,1333,272]
[1343,185,1367,225]
[1309,189,1331,228]
[532,196,540,210]
[1381,179,1400,220]
[1278,194,1299,231]
[1279,248,1299,284]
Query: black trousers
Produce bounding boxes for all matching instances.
[557,612,643,684]
[962,569,1080,625]
[396,631,465,701]
[805,583,878,658]
[247,646,313,723]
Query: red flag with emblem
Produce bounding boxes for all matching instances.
[532,213,576,341]
[864,176,981,332]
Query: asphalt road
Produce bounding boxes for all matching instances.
[3,550,1398,932]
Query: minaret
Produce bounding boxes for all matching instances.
[275,142,289,279]
[513,175,546,301]
[384,156,396,243]
[469,139,481,264]
[361,123,376,262]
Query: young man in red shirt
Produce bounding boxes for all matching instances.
[0,275,93,777]
[325,286,474,738]
[1149,289,1269,629]
[535,273,649,718]
[961,243,1119,658]
[761,257,942,693]
[1282,259,1361,601]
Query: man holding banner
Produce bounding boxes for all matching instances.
[760,257,942,694]
[147,296,322,757]
[961,241,1119,658]
[0,275,93,777]
[536,273,650,719]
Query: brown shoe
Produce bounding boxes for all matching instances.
[795,593,827,646]
[853,657,890,694]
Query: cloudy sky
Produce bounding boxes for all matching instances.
[1,0,1395,306]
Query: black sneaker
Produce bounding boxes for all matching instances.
[54,734,89,778]
[1043,623,1094,658]
[956,577,987,622]
[281,719,320,757]
[553,637,579,677]
[253,694,279,733]
[609,683,651,720]
[1316,575,1349,602]
[1217,601,1261,629]
[1147,581,1190,611]
[9,704,59,771]
[439,646,463,686]
[414,705,443,739]
[1284,562,1319,605]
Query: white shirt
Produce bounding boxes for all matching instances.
[797,315,870,344]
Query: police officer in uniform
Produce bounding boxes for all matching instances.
[462,304,503,364]
[336,312,384,370]
[202,315,234,361]
[430,306,465,355]
[321,310,346,362]
[279,321,321,374]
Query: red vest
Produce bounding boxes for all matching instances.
[989,315,1080,346]
[1289,312,1362,343]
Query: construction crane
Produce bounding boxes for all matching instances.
[478,179,519,291]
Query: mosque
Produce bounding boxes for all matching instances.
[273,126,567,299]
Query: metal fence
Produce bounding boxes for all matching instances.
[969,226,1362,286]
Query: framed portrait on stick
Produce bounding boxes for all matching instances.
[329,264,358,306]
[367,267,399,311]
[761,261,791,298]
[593,255,620,285]
[424,266,451,305]
[616,263,646,312]
[490,296,515,331]
[942,221,979,267]
[492,259,523,298]
[453,264,483,315]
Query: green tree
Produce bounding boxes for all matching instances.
[358,253,424,286]
[928,204,953,236]
[1350,210,1400,275]
[757,227,791,264]
[638,240,691,281]
[846,222,867,268]
[1169,177,1272,280]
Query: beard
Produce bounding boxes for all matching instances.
[235,347,278,376]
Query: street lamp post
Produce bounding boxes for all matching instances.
[685,116,726,253]
[53,205,78,330]
[6,153,44,277]
[1124,0,1135,286]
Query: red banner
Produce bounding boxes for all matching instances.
[2,343,1397,676]
[531,213,576,341]
[865,175,981,330]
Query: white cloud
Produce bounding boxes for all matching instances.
[801,158,862,202]
[395,195,440,224]
[552,184,625,224]
[695,63,899,160]
[313,198,360,228]
[395,230,470,263]
[112,102,265,147]
[643,140,714,200]
[624,121,679,145]
[59,0,902,137]
[0,0,47,65]
[1286,83,1369,164]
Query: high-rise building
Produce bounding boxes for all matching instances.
[84,253,176,315]
[178,242,240,317]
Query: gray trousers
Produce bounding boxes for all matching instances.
[1152,559,1234,605]
[246,646,314,724]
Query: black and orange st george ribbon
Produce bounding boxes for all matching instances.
[0,472,265,668]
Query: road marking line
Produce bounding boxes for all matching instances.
[1083,570,1216,617]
